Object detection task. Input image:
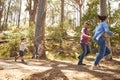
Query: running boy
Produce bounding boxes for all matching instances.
[15,38,28,63]
[78,21,91,65]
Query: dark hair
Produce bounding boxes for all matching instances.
[85,21,90,25]
[98,15,107,21]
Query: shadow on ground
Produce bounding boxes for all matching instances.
[22,58,120,80]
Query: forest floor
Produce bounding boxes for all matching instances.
[0,56,120,80]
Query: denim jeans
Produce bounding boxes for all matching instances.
[78,43,90,64]
[94,37,111,65]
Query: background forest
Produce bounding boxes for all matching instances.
[0,0,120,59]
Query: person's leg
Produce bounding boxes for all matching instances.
[78,43,87,65]
[85,44,90,56]
[94,38,106,66]
[15,51,20,62]
[104,46,111,57]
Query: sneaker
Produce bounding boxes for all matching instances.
[78,63,86,65]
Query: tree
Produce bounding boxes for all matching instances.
[26,0,38,26]
[74,0,85,27]
[0,0,4,29]
[34,0,47,59]
[4,0,12,28]
[17,0,22,28]
[60,0,65,49]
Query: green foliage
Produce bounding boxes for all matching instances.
[0,24,35,57]
[0,44,9,57]
[46,24,67,42]
[26,23,35,43]
[4,29,22,57]
[46,52,79,60]
[109,4,120,45]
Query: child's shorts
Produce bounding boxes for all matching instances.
[19,50,24,57]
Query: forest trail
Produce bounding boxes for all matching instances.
[0,57,120,80]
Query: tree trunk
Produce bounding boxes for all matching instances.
[60,0,64,49]
[0,1,3,30]
[17,0,22,28]
[5,0,11,28]
[75,0,84,27]
[51,10,55,24]
[100,0,112,60]
[27,0,38,26]
[79,4,82,27]
[34,0,46,59]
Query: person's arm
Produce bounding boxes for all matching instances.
[103,22,114,36]
[81,28,91,38]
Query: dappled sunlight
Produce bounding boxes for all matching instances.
[62,70,102,80]
[58,64,68,67]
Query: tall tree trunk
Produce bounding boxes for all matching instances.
[60,0,64,49]
[100,0,112,60]
[75,0,84,27]
[0,2,3,30]
[51,10,55,24]
[27,0,38,26]
[34,0,46,59]
[5,0,11,28]
[79,4,82,27]
[18,0,22,28]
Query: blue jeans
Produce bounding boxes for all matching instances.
[78,43,90,64]
[94,37,111,65]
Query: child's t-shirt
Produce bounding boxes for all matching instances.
[19,42,26,51]
[80,27,89,44]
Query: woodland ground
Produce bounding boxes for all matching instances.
[0,56,120,80]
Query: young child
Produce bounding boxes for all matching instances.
[15,38,27,63]
[78,21,91,65]
[37,41,44,59]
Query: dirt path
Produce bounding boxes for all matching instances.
[0,57,120,80]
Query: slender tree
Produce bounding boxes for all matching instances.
[74,0,85,27]
[26,0,38,26]
[4,0,11,28]
[60,0,64,49]
[0,0,4,29]
[17,0,22,28]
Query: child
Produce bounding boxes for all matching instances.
[37,41,44,59]
[15,38,28,63]
[78,21,91,65]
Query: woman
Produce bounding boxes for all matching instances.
[92,15,118,69]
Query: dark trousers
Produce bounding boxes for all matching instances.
[94,37,111,65]
[78,43,90,64]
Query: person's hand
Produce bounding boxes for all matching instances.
[88,36,92,39]
[114,33,119,36]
